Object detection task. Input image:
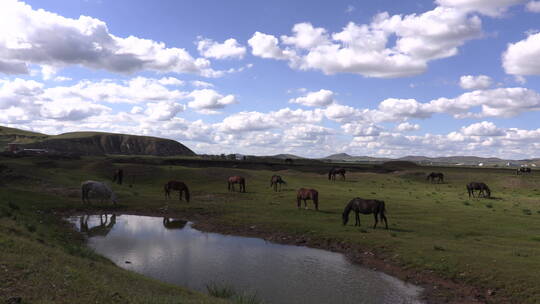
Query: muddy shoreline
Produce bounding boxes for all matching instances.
[62,207,501,304]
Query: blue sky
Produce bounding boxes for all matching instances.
[1,0,540,158]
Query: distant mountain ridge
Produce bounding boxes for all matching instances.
[0,127,195,156]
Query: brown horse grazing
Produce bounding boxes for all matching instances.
[297,188,319,210]
[426,172,444,183]
[466,182,491,198]
[164,180,190,202]
[328,167,346,181]
[228,176,246,192]
[342,198,388,229]
[270,175,286,192]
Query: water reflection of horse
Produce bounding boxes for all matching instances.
[328,167,346,181]
[297,188,319,210]
[517,167,532,175]
[466,182,491,198]
[426,172,444,183]
[162,218,187,230]
[228,176,246,192]
[164,181,190,202]
[79,214,117,237]
[342,198,388,229]
[270,175,286,192]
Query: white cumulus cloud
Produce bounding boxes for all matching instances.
[503,32,540,75]
[459,75,492,90]
[526,1,540,12]
[289,89,335,107]
[197,37,246,59]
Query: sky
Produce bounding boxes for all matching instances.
[1,0,540,159]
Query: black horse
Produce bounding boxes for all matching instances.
[426,172,444,183]
[112,168,124,185]
[466,182,491,198]
[270,175,286,192]
[517,167,532,175]
[328,167,346,181]
[342,198,388,229]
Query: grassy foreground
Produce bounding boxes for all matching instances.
[1,156,540,303]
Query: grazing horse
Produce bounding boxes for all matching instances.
[342,198,388,229]
[297,188,319,210]
[517,167,532,175]
[79,214,117,237]
[466,182,491,198]
[328,167,346,181]
[270,175,286,192]
[228,176,246,192]
[285,158,294,164]
[81,180,117,205]
[426,172,444,183]
[164,180,190,202]
[162,218,188,230]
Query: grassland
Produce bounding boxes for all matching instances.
[1,155,540,303]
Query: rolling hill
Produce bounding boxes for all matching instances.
[0,126,195,156]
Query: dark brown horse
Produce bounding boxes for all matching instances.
[297,188,319,210]
[228,176,246,192]
[164,180,190,202]
[426,172,444,183]
[270,175,286,192]
[466,182,491,198]
[342,198,388,229]
[328,167,346,181]
[112,168,124,185]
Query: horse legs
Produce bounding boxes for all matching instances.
[304,199,308,209]
[179,190,183,201]
[373,213,378,229]
[381,213,388,229]
[297,197,301,209]
[355,211,360,226]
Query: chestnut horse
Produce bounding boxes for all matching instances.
[297,188,319,210]
[342,198,388,229]
[270,175,286,192]
[228,176,246,192]
[164,180,190,202]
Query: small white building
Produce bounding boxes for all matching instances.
[478,162,484,167]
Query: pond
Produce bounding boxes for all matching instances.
[68,214,423,304]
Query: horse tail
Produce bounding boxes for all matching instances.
[243,179,246,193]
[328,170,332,180]
[380,200,387,215]
[184,185,190,202]
[313,191,319,210]
[227,180,230,191]
[81,183,86,203]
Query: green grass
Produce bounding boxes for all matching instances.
[1,156,540,303]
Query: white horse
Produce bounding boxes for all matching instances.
[81,180,117,205]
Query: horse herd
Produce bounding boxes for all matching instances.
[79,166,532,230]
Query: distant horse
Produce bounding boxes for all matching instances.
[466,182,491,198]
[517,167,532,175]
[285,158,294,164]
[270,175,286,192]
[164,180,190,202]
[112,168,124,185]
[426,172,444,183]
[80,214,117,237]
[81,180,117,205]
[342,198,388,229]
[297,188,319,210]
[328,167,346,181]
[228,176,246,192]
[162,218,188,230]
